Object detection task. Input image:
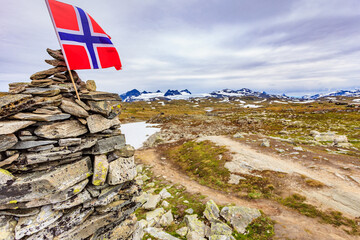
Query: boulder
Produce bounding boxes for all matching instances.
[159,188,172,199]
[184,214,206,237]
[0,134,18,152]
[146,208,165,224]
[176,227,188,237]
[34,120,88,139]
[144,227,181,240]
[203,200,220,222]
[210,221,232,236]
[220,206,261,233]
[187,231,207,240]
[143,194,161,210]
[159,210,174,226]
[60,98,89,118]
[228,174,245,184]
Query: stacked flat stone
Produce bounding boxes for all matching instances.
[0,49,141,240]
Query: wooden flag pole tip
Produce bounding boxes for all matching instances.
[68,70,81,101]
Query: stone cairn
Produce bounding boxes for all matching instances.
[0,48,141,239]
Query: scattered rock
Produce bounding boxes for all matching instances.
[144,227,181,240]
[184,214,206,237]
[260,139,270,147]
[203,200,220,222]
[160,210,174,226]
[143,194,162,210]
[220,206,261,233]
[176,226,188,237]
[228,174,245,185]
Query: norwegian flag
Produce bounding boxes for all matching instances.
[45,0,122,70]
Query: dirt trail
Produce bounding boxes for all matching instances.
[136,147,360,240]
[198,136,360,218]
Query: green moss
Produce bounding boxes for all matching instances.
[279,194,359,235]
[165,140,231,190]
[232,213,275,239]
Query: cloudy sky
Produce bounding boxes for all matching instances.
[1,0,360,96]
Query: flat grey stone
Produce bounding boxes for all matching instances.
[10,112,70,121]
[88,100,112,116]
[34,120,88,139]
[0,157,92,208]
[92,135,126,154]
[79,91,121,101]
[15,205,63,239]
[0,134,18,151]
[143,194,161,210]
[144,227,181,240]
[53,189,92,210]
[58,138,82,147]
[0,208,40,218]
[108,156,136,185]
[23,87,61,96]
[12,140,57,150]
[220,206,261,234]
[30,67,67,80]
[27,207,94,240]
[25,150,82,165]
[0,94,34,119]
[87,114,120,133]
[0,120,36,135]
[0,154,19,168]
[60,98,89,118]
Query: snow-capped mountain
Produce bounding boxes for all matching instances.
[210,88,291,99]
[120,89,199,102]
[301,89,360,99]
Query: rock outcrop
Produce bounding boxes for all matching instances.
[0,49,140,239]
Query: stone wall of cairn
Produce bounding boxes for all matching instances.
[0,49,141,240]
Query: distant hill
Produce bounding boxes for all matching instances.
[119,88,360,102]
[120,89,197,102]
[210,88,290,99]
[302,89,360,99]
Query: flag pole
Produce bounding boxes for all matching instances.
[68,70,81,101]
[45,0,81,101]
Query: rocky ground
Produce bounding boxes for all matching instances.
[121,97,360,239]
